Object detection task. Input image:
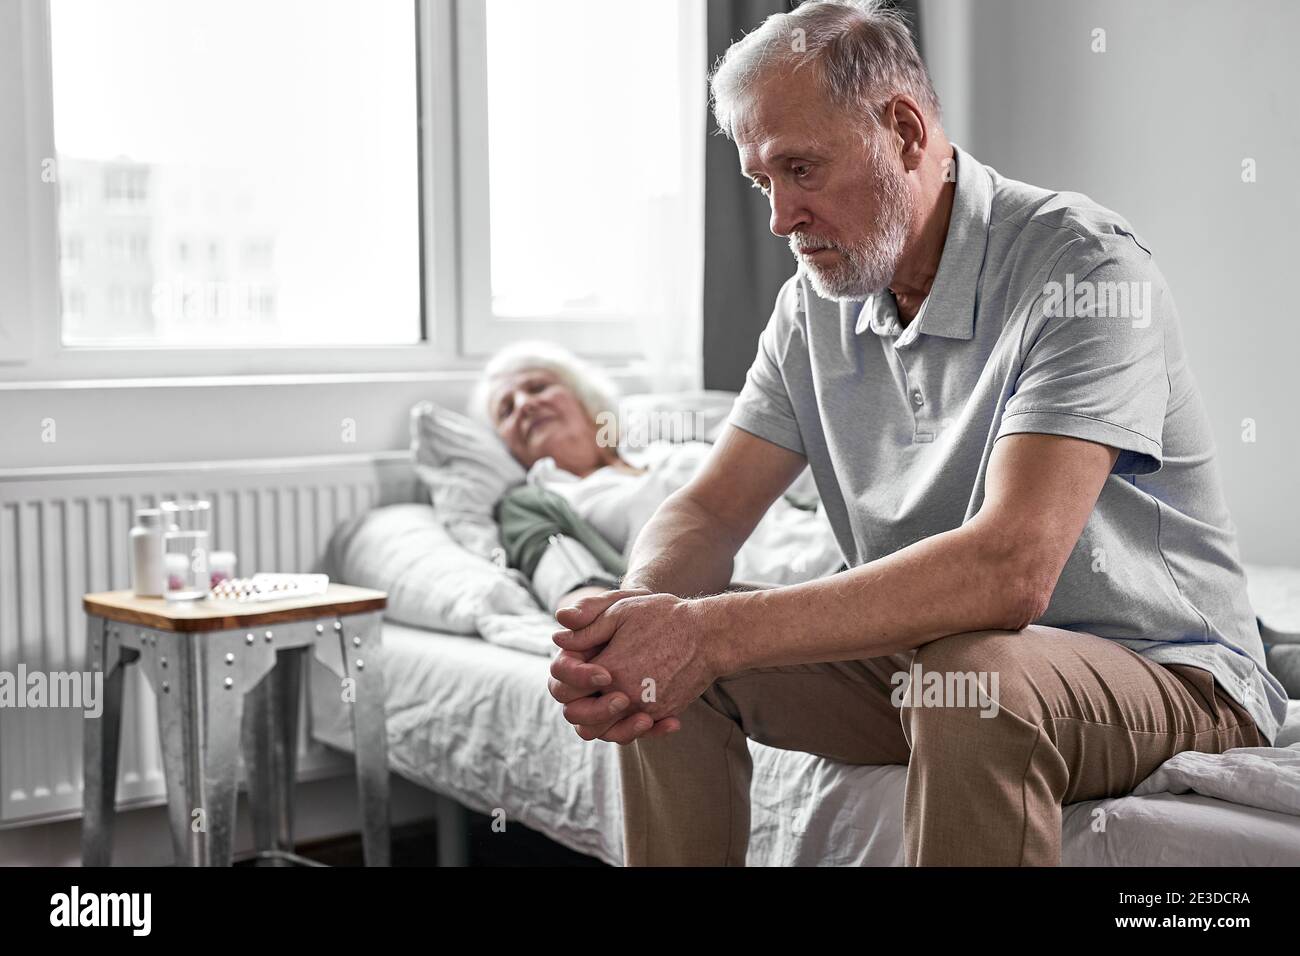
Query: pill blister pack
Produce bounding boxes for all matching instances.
[209,573,329,602]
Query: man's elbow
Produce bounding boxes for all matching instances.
[1002,580,1053,632]
[977,527,1057,631]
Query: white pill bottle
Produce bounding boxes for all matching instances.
[130,508,165,597]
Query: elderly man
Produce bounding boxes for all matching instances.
[547,0,1287,866]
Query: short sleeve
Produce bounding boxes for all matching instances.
[727,276,806,456]
[997,247,1170,476]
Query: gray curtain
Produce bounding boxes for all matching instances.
[702,0,925,391]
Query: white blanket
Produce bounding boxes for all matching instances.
[477,611,562,657]
[1131,743,1300,816]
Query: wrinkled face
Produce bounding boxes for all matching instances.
[735,67,916,300]
[487,368,600,471]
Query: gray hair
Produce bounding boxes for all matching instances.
[709,0,941,141]
[469,340,621,432]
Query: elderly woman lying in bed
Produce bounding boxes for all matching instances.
[471,342,844,613]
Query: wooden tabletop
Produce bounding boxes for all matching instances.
[83,584,387,633]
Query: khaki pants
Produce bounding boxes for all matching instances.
[618,624,1265,866]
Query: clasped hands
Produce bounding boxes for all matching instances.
[547,587,720,745]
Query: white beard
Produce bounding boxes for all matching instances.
[791,140,915,301]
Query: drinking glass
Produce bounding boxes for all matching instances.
[160,499,212,601]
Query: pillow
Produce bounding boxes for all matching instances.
[410,400,525,561]
[323,503,539,635]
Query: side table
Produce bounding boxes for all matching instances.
[81,584,390,866]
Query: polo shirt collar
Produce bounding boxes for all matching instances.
[854,142,992,341]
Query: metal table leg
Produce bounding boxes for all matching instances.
[81,616,132,867]
[244,646,304,863]
[141,627,276,866]
[335,611,390,866]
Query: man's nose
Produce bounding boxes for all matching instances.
[769,187,810,238]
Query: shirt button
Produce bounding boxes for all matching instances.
[912,390,925,406]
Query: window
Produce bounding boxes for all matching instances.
[48,0,421,348]
[102,165,148,205]
[455,0,705,358]
[0,0,703,380]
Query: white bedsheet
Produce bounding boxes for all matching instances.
[310,622,1300,866]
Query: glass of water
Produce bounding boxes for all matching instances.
[160,499,212,601]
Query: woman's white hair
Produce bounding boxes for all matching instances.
[468,340,622,433]
[709,0,941,141]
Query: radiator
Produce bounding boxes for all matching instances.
[0,451,419,827]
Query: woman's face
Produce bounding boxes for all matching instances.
[487,368,606,473]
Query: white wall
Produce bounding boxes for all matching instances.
[0,375,475,470]
[0,368,658,472]
[921,0,1300,565]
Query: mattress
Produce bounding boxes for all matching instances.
[310,621,1300,866]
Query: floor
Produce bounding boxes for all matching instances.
[238,805,610,867]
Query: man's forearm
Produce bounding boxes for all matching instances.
[700,519,1044,674]
[621,488,741,598]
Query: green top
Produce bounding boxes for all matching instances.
[495,483,626,582]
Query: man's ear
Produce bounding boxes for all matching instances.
[888,95,928,172]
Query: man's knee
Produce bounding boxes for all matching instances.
[900,627,1045,748]
[912,627,1036,674]
[624,683,738,758]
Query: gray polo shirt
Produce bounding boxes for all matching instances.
[728,143,1288,744]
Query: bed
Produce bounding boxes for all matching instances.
[309,617,1300,866]
[308,398,1300,865]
